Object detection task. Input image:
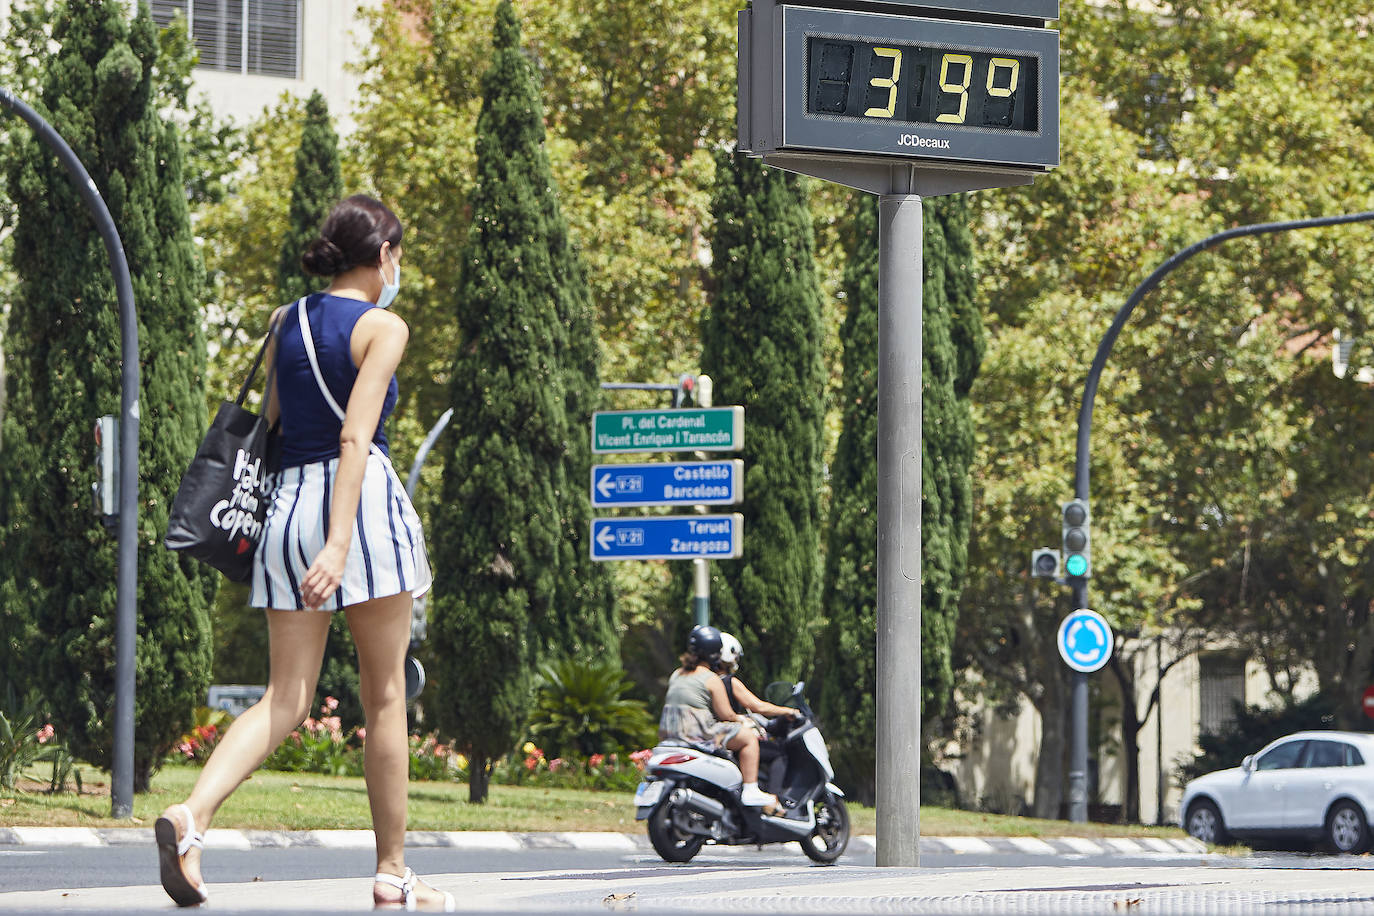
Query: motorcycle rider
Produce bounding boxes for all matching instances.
[714,632,801,728]
[659,625,778,807]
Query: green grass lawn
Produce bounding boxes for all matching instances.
[0,764,1188,838]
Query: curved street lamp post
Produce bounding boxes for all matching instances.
[1065,208,1374,823]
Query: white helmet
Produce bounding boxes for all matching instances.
[719,632,743,672]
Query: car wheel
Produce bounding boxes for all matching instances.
[1325,800,1369,854]
[1185,799,1229,845]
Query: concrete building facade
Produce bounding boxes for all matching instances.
[949,639,1319,825]
[0,0,379,131]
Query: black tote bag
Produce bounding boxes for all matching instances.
[164,314,284,581]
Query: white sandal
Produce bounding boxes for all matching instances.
[155,803,208,907]
[374,867,456,912]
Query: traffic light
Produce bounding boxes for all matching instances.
[1031,548,1061,579]
[672,374,696,408]
[1061,498,1090,578]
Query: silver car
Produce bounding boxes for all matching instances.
[1180,730,1374,853]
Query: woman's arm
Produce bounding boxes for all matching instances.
[732,678,798,718]
[300,309,409,609]
[264,306,288,426]
[706,673,744,723]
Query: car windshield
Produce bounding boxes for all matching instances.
[1257,740,1306,770]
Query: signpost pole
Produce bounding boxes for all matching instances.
[876,170,922,867]
[693,375,714,627]
[1069,668,1089,823]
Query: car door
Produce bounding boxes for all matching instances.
[1283,740,1348,830]
[1225,739,1307,831]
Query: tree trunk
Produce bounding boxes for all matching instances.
[1109,654,1140,823]
[469,753,491,804]
[1032,666,1068,819]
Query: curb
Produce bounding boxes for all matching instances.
[0,827,1205,855]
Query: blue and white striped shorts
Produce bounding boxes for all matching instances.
[249,452,432,611]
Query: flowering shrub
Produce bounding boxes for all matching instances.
[0,692,71,792]
[264,698,364,777]
[493,742,653,792]
[409,732,467,781]
[172,707,236,764]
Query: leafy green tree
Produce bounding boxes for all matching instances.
[699,151,825,685]
[0,0,213,788]
[960,0,1374,819]
[816,192,982,804]
[528,658,656,758]
[428,0,574,802]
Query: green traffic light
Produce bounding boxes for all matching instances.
[1065,554,1088,577]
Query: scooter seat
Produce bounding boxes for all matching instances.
[659,738,736,762]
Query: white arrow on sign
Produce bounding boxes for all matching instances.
[596,526,615,551]
[596,473,615,500]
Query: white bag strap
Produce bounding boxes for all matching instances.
[297,297,384,458]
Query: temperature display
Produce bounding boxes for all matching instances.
[807,37,1039,132]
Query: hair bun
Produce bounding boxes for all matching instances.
[301,237,351,276]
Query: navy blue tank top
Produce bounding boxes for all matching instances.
[275,293,398,467]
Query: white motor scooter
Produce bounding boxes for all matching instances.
[633,681,850,863]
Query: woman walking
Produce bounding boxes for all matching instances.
[156,195,453,911]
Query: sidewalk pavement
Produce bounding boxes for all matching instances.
[6,853,1374,914]
[0,826,1205,857]
[8,829,1374,913]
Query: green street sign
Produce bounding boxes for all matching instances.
[592,407,744,454]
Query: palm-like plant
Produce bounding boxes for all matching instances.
[528,658,657,758]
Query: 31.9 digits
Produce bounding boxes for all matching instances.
[807,37,1039,132]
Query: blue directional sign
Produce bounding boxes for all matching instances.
[590,514,744,561]
[591,460,744,508]
[1057,609,1113,673]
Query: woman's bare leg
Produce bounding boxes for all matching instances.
[345,592,445,907]
[727,728,761,783]
[166,609,332,883]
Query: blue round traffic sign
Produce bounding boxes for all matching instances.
[1057,609,1113,673]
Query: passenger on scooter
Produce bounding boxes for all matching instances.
[715,632,801,729]
[659,625,779,808]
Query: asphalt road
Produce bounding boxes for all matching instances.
[1,842,1359,894]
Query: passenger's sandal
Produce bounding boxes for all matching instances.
[374,867,456,912]
[154,803,208,907]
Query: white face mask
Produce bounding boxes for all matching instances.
[376,251,401,309]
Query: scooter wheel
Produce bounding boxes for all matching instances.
[800,793,850,864]
[647,801,706,863]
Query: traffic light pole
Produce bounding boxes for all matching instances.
[1067,579,1090,823]
[876,178,923,867]
[0,87,140,819]
[1066,207,1374,824]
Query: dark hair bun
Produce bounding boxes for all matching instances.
[301,238,351,276]
[299,195,404,278]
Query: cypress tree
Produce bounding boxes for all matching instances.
[549,188,617,661]
[700,151,825,684]
[429,0,571,802]
[816,193,983,802]
[277,90,341,303]
[274,90,359,726]
[0,0,214,787]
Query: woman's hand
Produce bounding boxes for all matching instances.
[301,542,348,610]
